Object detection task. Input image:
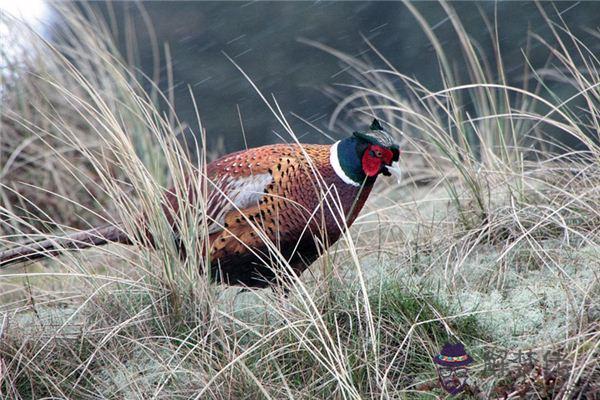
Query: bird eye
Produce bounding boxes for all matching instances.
[375,151,382,158]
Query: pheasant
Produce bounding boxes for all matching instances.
[0,120,401,288]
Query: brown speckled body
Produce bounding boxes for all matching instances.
[165,143,374,288]
[0,120,400,281]
[0,120,399,282]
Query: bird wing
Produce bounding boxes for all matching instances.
[207,143,335,235]
[163,144,309,236]
[207,144,336,259]
[203,172,273,234]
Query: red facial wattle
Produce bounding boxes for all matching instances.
[362,144,394,177]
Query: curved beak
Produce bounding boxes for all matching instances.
[385,161,402,185]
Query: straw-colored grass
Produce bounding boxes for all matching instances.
[1,3,598,399]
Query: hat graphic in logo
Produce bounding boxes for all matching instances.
[433,342,473,395]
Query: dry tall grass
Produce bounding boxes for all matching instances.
[1,3,598,399]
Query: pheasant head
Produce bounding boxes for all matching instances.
[330,119,401,186]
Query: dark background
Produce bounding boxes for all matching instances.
[79,2,600,151]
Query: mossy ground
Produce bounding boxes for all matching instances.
[2,187,597,398]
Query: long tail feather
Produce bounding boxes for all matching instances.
[0,225,131,267]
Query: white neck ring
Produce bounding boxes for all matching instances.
[330,141,360,187]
